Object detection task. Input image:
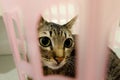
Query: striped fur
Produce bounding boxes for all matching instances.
[37,16,77,77]
[107,49,120,80]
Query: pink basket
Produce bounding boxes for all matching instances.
[1,0,120,80]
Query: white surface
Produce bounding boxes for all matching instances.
[0,69,19,80]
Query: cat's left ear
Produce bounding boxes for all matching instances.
[63,16,77,29]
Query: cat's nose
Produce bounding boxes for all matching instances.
[54,57,64,64]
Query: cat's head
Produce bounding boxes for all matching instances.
[38,16,77,70]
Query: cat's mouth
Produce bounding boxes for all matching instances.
[47,62,66,70]
[42,58,66,70]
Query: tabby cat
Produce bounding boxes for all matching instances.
[107,49,120,80]
[37,16,77,77]
[28,16,120,80]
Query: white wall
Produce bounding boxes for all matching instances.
[0,3,3,16]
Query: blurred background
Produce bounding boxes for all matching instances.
[0,4,18,80]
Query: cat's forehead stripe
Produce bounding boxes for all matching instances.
[43,32,47,34]
[40,22,71,38]
[48,28,68,38]
[49,31,52,37]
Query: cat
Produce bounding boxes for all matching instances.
[27,16,77,80]
[28,16,120,80]
[106,49,120,80]
[37,16,77,78]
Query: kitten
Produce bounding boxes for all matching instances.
[37,16,77,77]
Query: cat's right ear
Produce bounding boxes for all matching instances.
[38,16,48,30]
[38,16,47,26]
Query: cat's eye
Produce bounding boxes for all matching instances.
[39,37,51,47]
[64,38,73,48]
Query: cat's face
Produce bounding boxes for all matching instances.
[38,16,77,70]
